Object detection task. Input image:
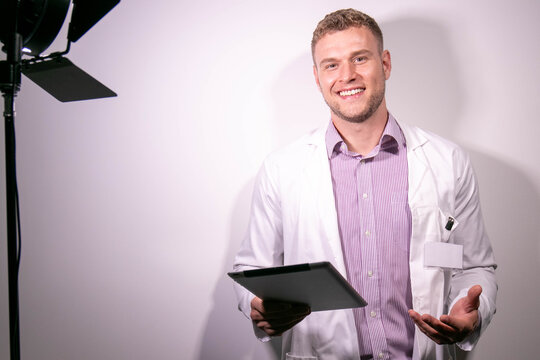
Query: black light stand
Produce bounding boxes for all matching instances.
[0,1,120,359]
[1,2,23,360]
[3,67,21,360]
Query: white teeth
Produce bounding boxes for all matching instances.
[339,88,364,96]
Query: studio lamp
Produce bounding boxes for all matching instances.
[1,0,120,102]
[0,1,120,359]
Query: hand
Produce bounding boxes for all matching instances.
[250,296,311,336]
[408,285,482,345]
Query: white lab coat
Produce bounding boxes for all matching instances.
[233,121,497,360]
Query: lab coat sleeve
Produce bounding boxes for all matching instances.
[447,148,497,350]
[232,158,285,340]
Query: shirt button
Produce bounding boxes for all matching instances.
[362,193,368,199]
[378,352,384,359]
[367,270,373,277]
[370,311,376,318]
[365,230,371,236]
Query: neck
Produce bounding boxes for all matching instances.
[331,103,389,156]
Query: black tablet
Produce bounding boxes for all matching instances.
[228,261,367,311]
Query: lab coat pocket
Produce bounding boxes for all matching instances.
[286,353,318,360]
[424,242,463,269]
[423,208,462,269]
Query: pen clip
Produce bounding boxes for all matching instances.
[445,217,455,231]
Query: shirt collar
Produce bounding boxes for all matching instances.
[325,113,405,159]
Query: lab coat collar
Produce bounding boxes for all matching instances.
[304,115,430,153]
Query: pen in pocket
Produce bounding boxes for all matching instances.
[445,217,455,231]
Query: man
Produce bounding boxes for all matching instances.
[233,8,497,360]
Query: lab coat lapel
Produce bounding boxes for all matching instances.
[403,124,430,207]
[304,127,347,277]
[401,122,444,359]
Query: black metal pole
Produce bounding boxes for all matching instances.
[4,82,21,360]
[1,1,22,359]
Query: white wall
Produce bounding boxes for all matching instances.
[1,0,539,359]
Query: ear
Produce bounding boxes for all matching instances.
[382,50,392,80]
[313,64,322,92]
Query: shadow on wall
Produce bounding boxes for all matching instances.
[382,18,463,135]
[195,179,281,360]
[462,150,540,360]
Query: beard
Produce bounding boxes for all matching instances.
[324,78,386,124]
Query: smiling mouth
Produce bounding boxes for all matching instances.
[338,88,365,96]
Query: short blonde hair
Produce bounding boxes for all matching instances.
[311,9,384,58]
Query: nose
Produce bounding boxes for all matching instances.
[339,62,356,82]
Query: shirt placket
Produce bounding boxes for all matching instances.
[357,157,389,360]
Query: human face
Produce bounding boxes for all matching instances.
[313,26,391,124]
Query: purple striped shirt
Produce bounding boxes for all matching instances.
[326,114,415,360]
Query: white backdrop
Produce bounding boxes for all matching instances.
[1,0,539,359]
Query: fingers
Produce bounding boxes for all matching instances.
[254,314,308,336]
[409,307,479,345]
[251,304,310,322]
[409,310,455,345]
[250,297,292,316]
[251,298,310,319]
[440,310,478,335]
[250,297,311,336]
[442,284,481,335]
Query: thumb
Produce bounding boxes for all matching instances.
[466,285,482,310]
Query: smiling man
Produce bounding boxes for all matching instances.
[233,9,497,360]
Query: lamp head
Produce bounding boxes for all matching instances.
[1,0,120,57]
[0,0,120,102]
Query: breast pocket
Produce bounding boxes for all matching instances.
[286,354,318,360]
[423,208,463,269]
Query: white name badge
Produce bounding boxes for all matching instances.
[424,242,463,269]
